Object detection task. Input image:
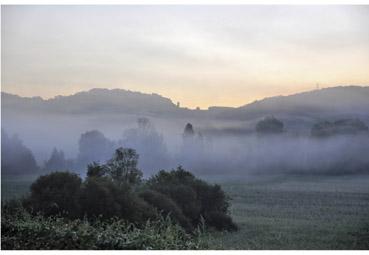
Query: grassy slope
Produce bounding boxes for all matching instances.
[208,174,369,249]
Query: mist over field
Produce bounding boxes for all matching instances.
[2,86,369,178]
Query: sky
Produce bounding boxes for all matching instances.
[2,5,369,109]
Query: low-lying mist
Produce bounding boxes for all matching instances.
[2,117,369,178]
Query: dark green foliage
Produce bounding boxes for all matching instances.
[80,176,156,223]
[139,189,192,231]
[5,148,236,249]
[80,148,154,222]
[105,147,142,185]
[79,177,123,218]
[146,166,237,231]
[26,172,82,217]
[311,118,369,137]
[1,202,208,250]
[256,116,284,134]
[86,148,143,185]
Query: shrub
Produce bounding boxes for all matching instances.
[79,177,122,218]
[139,189,192,231]
[80,176,156,223]
[146,166,237,231]
[1,203,208,250]
[22,149,237,239]
[26,172,82,217]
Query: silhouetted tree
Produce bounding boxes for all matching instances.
[44,148,68,172]
[183,123,195,138]
[1,129,39,175]
[76,130,114,170]
[120,118,168,174]
[105,147,143,185]
[256,116,284,134]
[85,147,142,185]
[80,148,155,222]
[311,118,369,137]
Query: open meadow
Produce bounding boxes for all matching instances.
[208,174,369,249]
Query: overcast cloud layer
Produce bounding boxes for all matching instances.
[2,5,369,108]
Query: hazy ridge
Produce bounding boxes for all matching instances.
[3,86,369,119]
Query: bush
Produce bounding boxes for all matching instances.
[146,166,237,231]
[1,203,208,250]
[26,172,82,217]
[80,176,157,223]
[79,177,123,218]
[139,189,192,231]
[3,145,238,250]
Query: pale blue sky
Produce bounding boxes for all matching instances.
[2,5,369,108]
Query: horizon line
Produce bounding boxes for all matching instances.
[2,84,368,110]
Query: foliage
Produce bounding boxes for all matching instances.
[183,123,195,137]
[4,148,237,249]
[119,118,169,175]
[87,148,142,185]
[79,176,123,219]
[1,129,39,175]
[256,116,284,134]
[311,118,369,137]
[80,175,157,223]
[139,189,192,231]
[76,130,115,170]
[26,172,82,218]
[1,202,208,250]
[105,147,143,185]
[44,148,69,172]
[146,166,237,231]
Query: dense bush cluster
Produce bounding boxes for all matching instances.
[145,167,237,231]
[21,148,236,232]
[2,147,236,249]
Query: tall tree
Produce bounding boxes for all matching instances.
[1,129,39,175]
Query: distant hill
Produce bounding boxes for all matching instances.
[1,88,182,116]
[2,86,369,121]
[208,86,369,120]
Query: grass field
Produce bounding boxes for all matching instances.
[2,173,369,249]
[208,174,369,249]
[1,175,37,201]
